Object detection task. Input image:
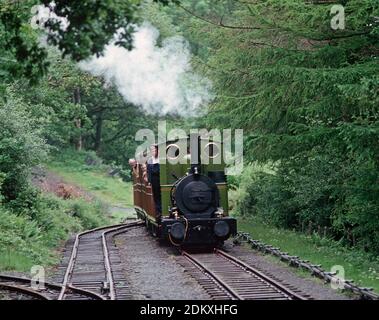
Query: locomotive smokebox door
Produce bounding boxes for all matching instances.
[175,174,219,218]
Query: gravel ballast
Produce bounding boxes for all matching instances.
[115,227,211,300]
[115,226,352,300]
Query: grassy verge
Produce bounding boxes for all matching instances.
[0,195,109,272]
[238,216,379,293]
[0,148,133,272]
[47,148,135,222]
[0,251,35,272]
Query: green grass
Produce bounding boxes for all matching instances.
[47,148,134,222]
[108,207,137,222]
[0,148,132,273]
[238,216,379,293]
[48,168,133,208]
[0,251,36,272]
[0,194,109,273]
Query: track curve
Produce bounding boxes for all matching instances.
[57,220,144,300]
[0,274,104,300]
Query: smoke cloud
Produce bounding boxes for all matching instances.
[79,22,213,116]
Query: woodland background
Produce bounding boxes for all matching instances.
[0,0,378,269]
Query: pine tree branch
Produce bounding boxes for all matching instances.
[177,4,262,30]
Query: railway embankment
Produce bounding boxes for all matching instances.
[0,149,131,275]
[237,217,379,295]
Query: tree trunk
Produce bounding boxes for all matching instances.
[73,87,83,151]
[94,111,103,153]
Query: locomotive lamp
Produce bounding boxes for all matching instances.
[169,207,179,219]
[214,221,230,238]
[215,207,225,218]
[170,222,186,240]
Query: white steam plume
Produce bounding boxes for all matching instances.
[79,22,213,116]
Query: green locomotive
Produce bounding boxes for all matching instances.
[131,135,237,246]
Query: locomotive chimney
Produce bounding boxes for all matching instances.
[190,133,201,175]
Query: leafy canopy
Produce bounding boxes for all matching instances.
[0,0,178,83]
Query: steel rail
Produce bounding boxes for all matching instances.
[181,250,244,300]
[66,284,106,300]
[235,232,379,300]
[215,249,306,300]
[101,224,143,300]
[0,282,51,300]
[102,229,116,300]
[58,223,129,300]
[182,249,308,300]
[58,221,143,300]
[0,274,103,300]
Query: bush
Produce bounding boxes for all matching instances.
[66,199,109,230]
[0,193,110,271]
[0,206,43,258]
[49,148,104,172]
[234,153,379,254]
[0,90,48,202]
[233,164,293,227]
[0,90,111,271]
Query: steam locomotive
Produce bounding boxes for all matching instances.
[131,135,237,246]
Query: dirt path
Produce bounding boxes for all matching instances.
[31,166,94,201]
[32,166,135,220]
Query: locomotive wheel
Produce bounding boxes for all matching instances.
[146,219,153,236]
[216,241,225,248]
[152,224,157,237]
[146,220,156,236]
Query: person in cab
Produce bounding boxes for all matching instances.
[147,144,162,220]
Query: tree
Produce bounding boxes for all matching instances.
[153,0,379,252]
[0,88,48,202]
[0,0,178,83]
[10,48,156,168]
[80,77,156,166]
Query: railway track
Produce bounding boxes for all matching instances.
[180,248,310,300]
[54,220,144,300]
[0,274,104,300]
[1,221,312,301]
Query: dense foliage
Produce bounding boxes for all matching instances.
[0,89,48,203]
[0,0,164,270]
[0,0,378,271]
[11,49,156,168]
[145,0,379,253]
[0,0,176,83]
[0,193,108,270]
